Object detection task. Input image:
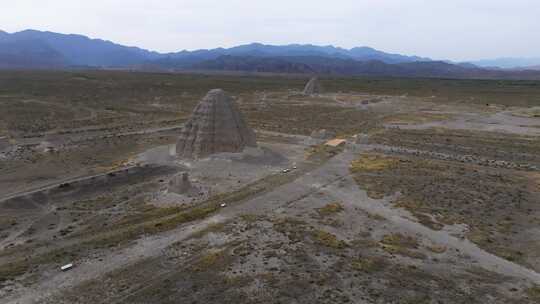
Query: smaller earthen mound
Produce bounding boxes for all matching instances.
[168,172,197,195]
[303,77,322,95]
[311,129,336,140]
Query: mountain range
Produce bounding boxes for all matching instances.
[0,29,161,68]
[1,29,540,79]
[470,58,540,69]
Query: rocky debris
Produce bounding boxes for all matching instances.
[303,77,321,95]
[168,172,197,195]
[376,146,539,171]
[176,89,257,159]
[310,129,336,140]
[0,144,30,161]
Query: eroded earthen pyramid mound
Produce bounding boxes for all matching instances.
[176,89,257,159]
[303,77,322,95]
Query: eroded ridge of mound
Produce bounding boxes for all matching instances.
[176,89,257,159]
[303,77,321,95]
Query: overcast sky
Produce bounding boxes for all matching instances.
[2,0,539,61]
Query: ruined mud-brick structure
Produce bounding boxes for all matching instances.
[176,89,257,159]
[303,77,322,95]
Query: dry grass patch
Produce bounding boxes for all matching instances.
[272,217,309,243]
[527,286,540,301]
[366,212,386,221]
[316,202,344,216]
[380,233,426,259]
[0,261,29,283]
[350,256,389,273]
[381,233,419,248]
[306,144,345,162]
[395,200,444,230]
[239,214,261,223]
[511,107,540,118]
[350,149,538,268]
[190,222,228,239]
[350,153,399,173]
[314,230,348,249]
[525,172,540,191]
[192,249,226,272]
[145,204,220,234]
[427,245,447,254]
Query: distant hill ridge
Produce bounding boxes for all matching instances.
[470,57,540,69]
[0,29,161,67]
[0,29,429,69]
[1,29,540,79]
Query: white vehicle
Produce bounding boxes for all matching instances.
[61,263,74,271]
